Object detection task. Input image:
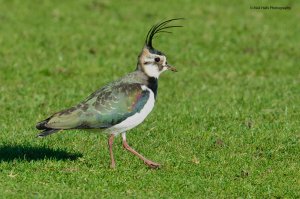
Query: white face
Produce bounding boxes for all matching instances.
[142,55,168,78]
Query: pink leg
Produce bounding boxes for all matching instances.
[122,133,160,169]
[108,134,115,168]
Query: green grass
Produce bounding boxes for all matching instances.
[0,0,299,198]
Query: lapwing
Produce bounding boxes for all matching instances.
[36,18,183,169]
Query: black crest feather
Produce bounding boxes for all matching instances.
[145,18,184,49]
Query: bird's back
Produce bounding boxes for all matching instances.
[36,71,152,136]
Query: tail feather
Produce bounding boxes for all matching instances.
[36,116,60,137]
[36,117,51,130]
[37,129,59,138]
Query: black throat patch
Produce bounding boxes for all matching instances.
[147,77,158,98]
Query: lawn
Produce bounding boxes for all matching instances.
[0,0,299,198]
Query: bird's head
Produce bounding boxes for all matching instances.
[136,18,183,78]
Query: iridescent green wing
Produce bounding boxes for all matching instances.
[45,83,150,129]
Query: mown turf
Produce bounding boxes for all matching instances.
[0,0,299,198]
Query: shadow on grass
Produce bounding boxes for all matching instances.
[0,145,82,162]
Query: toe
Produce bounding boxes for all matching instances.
[145,160,160,169]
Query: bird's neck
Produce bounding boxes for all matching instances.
[133,69,159,98]
[147,77,158,99]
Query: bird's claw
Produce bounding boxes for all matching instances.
[110,164,116,169]
[144,160,160,169]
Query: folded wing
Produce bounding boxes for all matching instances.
[37,83,150,130]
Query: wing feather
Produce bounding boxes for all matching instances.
[44,83,150,130]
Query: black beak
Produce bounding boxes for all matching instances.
[166,64,177,72]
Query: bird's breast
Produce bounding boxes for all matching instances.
[107,85,155,135]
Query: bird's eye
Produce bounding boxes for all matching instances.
[154,57,160,62]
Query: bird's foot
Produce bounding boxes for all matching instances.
[110,163,116,169]
[144,160,160,169]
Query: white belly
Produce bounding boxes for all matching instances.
[107,85,155,135]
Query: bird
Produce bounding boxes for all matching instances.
[36,18,183,169]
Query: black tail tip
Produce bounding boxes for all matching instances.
[36,118,51,130]
[36,129,59,138]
